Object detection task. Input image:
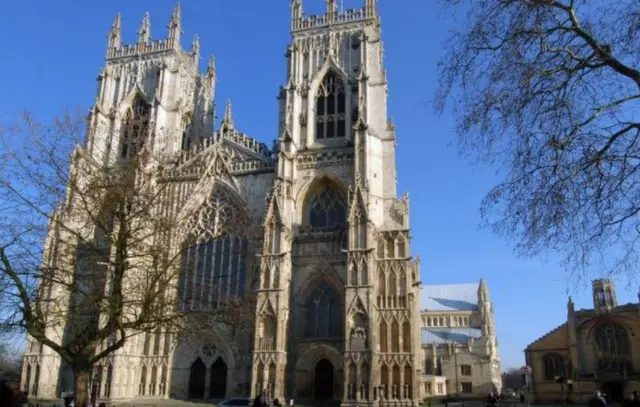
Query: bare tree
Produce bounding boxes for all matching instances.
[0,111,258,405]
[435,0,640,278]
[0,343,21,388]
[501,367,523,392]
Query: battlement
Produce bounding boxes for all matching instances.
[292,6,375,32]
[107,38,185,60]
[105,5,202,64]
[290,0,377,32]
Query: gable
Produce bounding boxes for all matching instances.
[420,283,479,311]
[526,322,568,351]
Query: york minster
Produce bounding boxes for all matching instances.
[20,1,501,405]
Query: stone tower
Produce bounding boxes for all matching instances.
[87,4,216,165]
[78,6,219,399]
[592,279,618,312]
[251,0,422,405]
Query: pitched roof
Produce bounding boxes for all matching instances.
[422,327,483,345]
[420,283,479,311]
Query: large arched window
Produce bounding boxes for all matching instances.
[179,189,249,311]
[305,282,341,338]
[307,184,346,229]
[594,323,631,372]
[315,71,346,140]
[121,96,151,159]
[542,354,565,380]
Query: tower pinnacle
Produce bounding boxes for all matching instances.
[207,55,216,77]
[222,99,234,130]
[138,12,151,44]
[192,34,200,60]
[325,0,337,14]
[291,0,303,20]
[107,13,122,50]
[167,3,182,47]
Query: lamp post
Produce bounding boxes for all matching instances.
[554,376,573,407]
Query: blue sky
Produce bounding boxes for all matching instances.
[0,0,637,370]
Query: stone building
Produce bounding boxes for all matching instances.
[20,1,427,405]
[419,280,502,399]
[525,279,640,403]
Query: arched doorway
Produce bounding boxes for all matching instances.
[314,359,334,400]
[210,357,228,399]
[188,358,206,399]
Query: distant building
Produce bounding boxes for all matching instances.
[419,279,502,398]
[525,279,640,403]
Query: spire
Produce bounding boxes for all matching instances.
[207,55,216,79]
[291,0,303,19]
[138,12,151,44]
[567,296,575,314]
[107,13,122,49]
[478,277,489,302]
[326,0,337,15]
[365,0,377,16]
[167,3,182,47]
[192,34,200,60]
[221,99,234,130]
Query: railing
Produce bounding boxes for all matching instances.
[257,337,275,351]
[377,295,407,309]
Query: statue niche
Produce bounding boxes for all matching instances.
[348,312,368,350]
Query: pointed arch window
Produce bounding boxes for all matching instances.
[542,354,565,380]
[179,189,249,311]
[121,96,151,159]
[305,282,341,338]
[594,323,631,372]
[307,184,346,229]
[315,71,347,140]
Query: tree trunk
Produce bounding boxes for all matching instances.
[73,367,91,407]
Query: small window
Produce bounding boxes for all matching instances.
[437,383,444,394]
[460,365,472,376]
[461,382,473,393]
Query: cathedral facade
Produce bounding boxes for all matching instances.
[21,1,426,405]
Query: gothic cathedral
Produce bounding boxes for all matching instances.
[21,1,426,405]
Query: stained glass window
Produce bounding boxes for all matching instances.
[542,354,565,380]
[315,71,346,140]
[179,189,249,311]
[306,282,341,338]
[121,96,150,159]
[594,323,631,372]
[308,185,346,229]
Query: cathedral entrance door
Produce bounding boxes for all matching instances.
[188,357,206,399]
[210,357,228,399]
[602,382,624,403]
[314,359,334,400]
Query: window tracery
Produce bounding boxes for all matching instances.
[542,354,565,380]
[121,96,150,159]
[594,323,631,372]
[179,189,249,311]
[315,71,346,140]
[305,282,341,338]
[307,185,346,229]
